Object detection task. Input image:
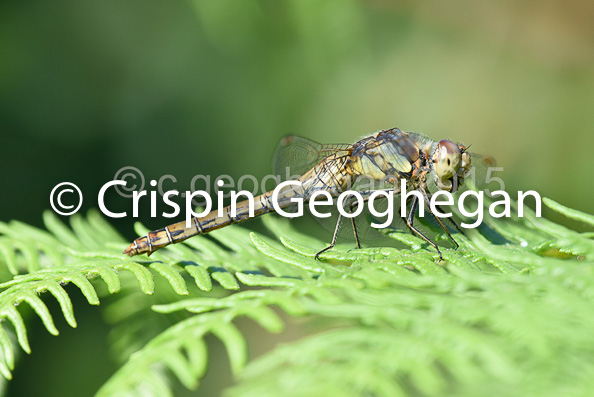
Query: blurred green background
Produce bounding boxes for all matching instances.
[1,0,593,395]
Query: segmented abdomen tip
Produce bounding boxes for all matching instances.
[122,244,136,256]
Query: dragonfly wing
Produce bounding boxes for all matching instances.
[465,153,500,193]
[273,135,352,181]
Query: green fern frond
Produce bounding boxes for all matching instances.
[0,210,274,380]
[97,291,289,396]
[0,197,592,396]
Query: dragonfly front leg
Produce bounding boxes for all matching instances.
[421,189,466,236]
[405,194,443,260]
[420,189,459,249]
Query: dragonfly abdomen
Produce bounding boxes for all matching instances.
[123,188,300,256]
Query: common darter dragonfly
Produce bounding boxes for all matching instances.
[123,128,474,260]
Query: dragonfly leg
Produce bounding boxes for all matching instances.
[348,198,362,249]
[315,187,407,260]
[424,193,465,236]
[349,187,398,248]
[350,216,361,249]
[315,214,343,260]
[420,189,459,249]
[405,195,443,261]
[441,209,465,236]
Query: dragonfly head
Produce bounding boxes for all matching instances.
[432,140,471,192]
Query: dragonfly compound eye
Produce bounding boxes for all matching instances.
[433,140,462,181]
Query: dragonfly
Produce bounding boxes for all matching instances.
[123,127,473,260]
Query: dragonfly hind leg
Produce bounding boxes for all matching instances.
[350,217,361,249]
[315,214,343,260]
[348,198,362,249]
[314,196,362,260]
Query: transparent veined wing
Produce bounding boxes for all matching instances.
[272,135,352,181]
[463,152,502,195]
[272,135,383,243]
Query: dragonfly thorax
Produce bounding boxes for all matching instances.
[349,128,422,183]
